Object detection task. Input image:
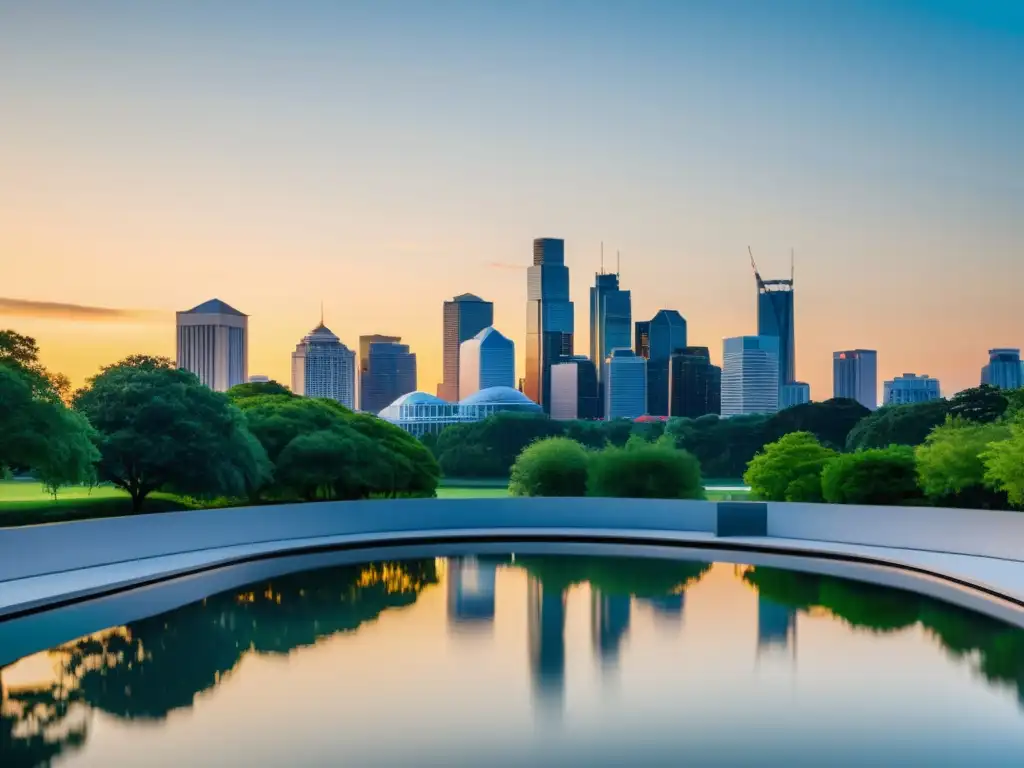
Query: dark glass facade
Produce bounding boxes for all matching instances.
[359,341,417,414]
[634,321,650,359]
[438,293,493,402]
[757,282,795,391]
[525,238,574,412]
[572,355,601,419]
[590,272,632,391]
[644,310,688,417]
[669,346,722,418]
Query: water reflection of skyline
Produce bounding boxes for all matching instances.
[5,557,1024,766]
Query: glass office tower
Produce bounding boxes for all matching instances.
[525,238,574,412]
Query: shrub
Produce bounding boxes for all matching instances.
[915,417,1011,508]
[743,431,837,502]
[509,437,589,497]
[587,440,703,499]
[982,414,1024,508]
[821,446,923,506]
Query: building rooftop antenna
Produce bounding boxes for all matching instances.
[600,241,605,275]
[616,250,621,277]
[319,300,324,326]
[790,248,795,284]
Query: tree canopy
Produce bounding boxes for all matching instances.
[587,438,704,499]
[765,398,871,450]
[915,417,1011,508]
[947,384,1008,424]
[226,380,295,401]
[820,446,923,506]
[233,391,439,499]
[73,356,271,511]
[743,431,837,502]
[509,437,589,497]
[844,399,950,452]
[981,413,1024,509]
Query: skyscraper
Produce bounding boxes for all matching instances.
[291,321,356,408]
[668,346,721,418]
[525,238,574,412]
[780,382,811,409]
[981,348,1024,390]
[359,338,416,413]
[642,309,688,416]
[883,373,940,405]
[721,336,780,416]
[549,356,600,420]
[175,299,248,392]
[438,293,494,402]
[752,254,795,392]
[833,349,878,410]
[605,348,647,419]
[634,320,651,359]
[590,270,632,391]
[459,326,514,398]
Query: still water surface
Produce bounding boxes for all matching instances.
[3,553,1024,767]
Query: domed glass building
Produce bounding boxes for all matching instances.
[379,386,542,436]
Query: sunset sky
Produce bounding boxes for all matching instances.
[2,0,1022,399]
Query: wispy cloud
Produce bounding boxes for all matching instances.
[488,262,525,271]
[0,297,165,322]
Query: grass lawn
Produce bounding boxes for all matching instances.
[0,481,187,528]
[0,479,750,528]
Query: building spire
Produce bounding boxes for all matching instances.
[600,241,605,275]
[319,300,324,326]
[616,250,621,277]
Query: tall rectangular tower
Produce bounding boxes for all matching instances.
[438,293,493,402]
[525,238,574,411]
[721,336,780,416]
[176,298,248,392]
[833,349,878,410]
[590,271,632,386]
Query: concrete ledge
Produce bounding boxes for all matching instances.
[716,502,767,537]
[2,497,1024,645]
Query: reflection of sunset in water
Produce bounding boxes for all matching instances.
[3,556,1024,766]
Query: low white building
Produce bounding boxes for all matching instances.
[379,386,543,436]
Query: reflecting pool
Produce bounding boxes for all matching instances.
[3,553,1024,766]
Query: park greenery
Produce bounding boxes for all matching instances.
[0,330,438,516]
[509,434,704,500]
[744,390,1024,509]
[3,325,1024,516]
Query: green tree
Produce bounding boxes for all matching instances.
[276,428,384,500]
[226,380,294,401]
[588,440,704,499]
[947,384,1008,424]
[236,395,438,499]
[915,417,1011,507]
[0,364,98,491]
[0,329,67,402]
[73,356,270,511]
[509,437,589,497]
[665,413,771,479]
[34,407,100,498]
[821,446,923,506]
[982,414,1024,508]
[743,431,837,502]
[1005,389,1024,418]
[767,398,870,450]
[845,399,950,451]
[435,412,562,478]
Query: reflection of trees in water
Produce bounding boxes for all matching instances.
[744,567,1024,702]
[0,559,437,766]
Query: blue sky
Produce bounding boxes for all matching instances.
[1,0,1021,395]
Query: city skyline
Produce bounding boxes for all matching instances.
[2,2,1022,399]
